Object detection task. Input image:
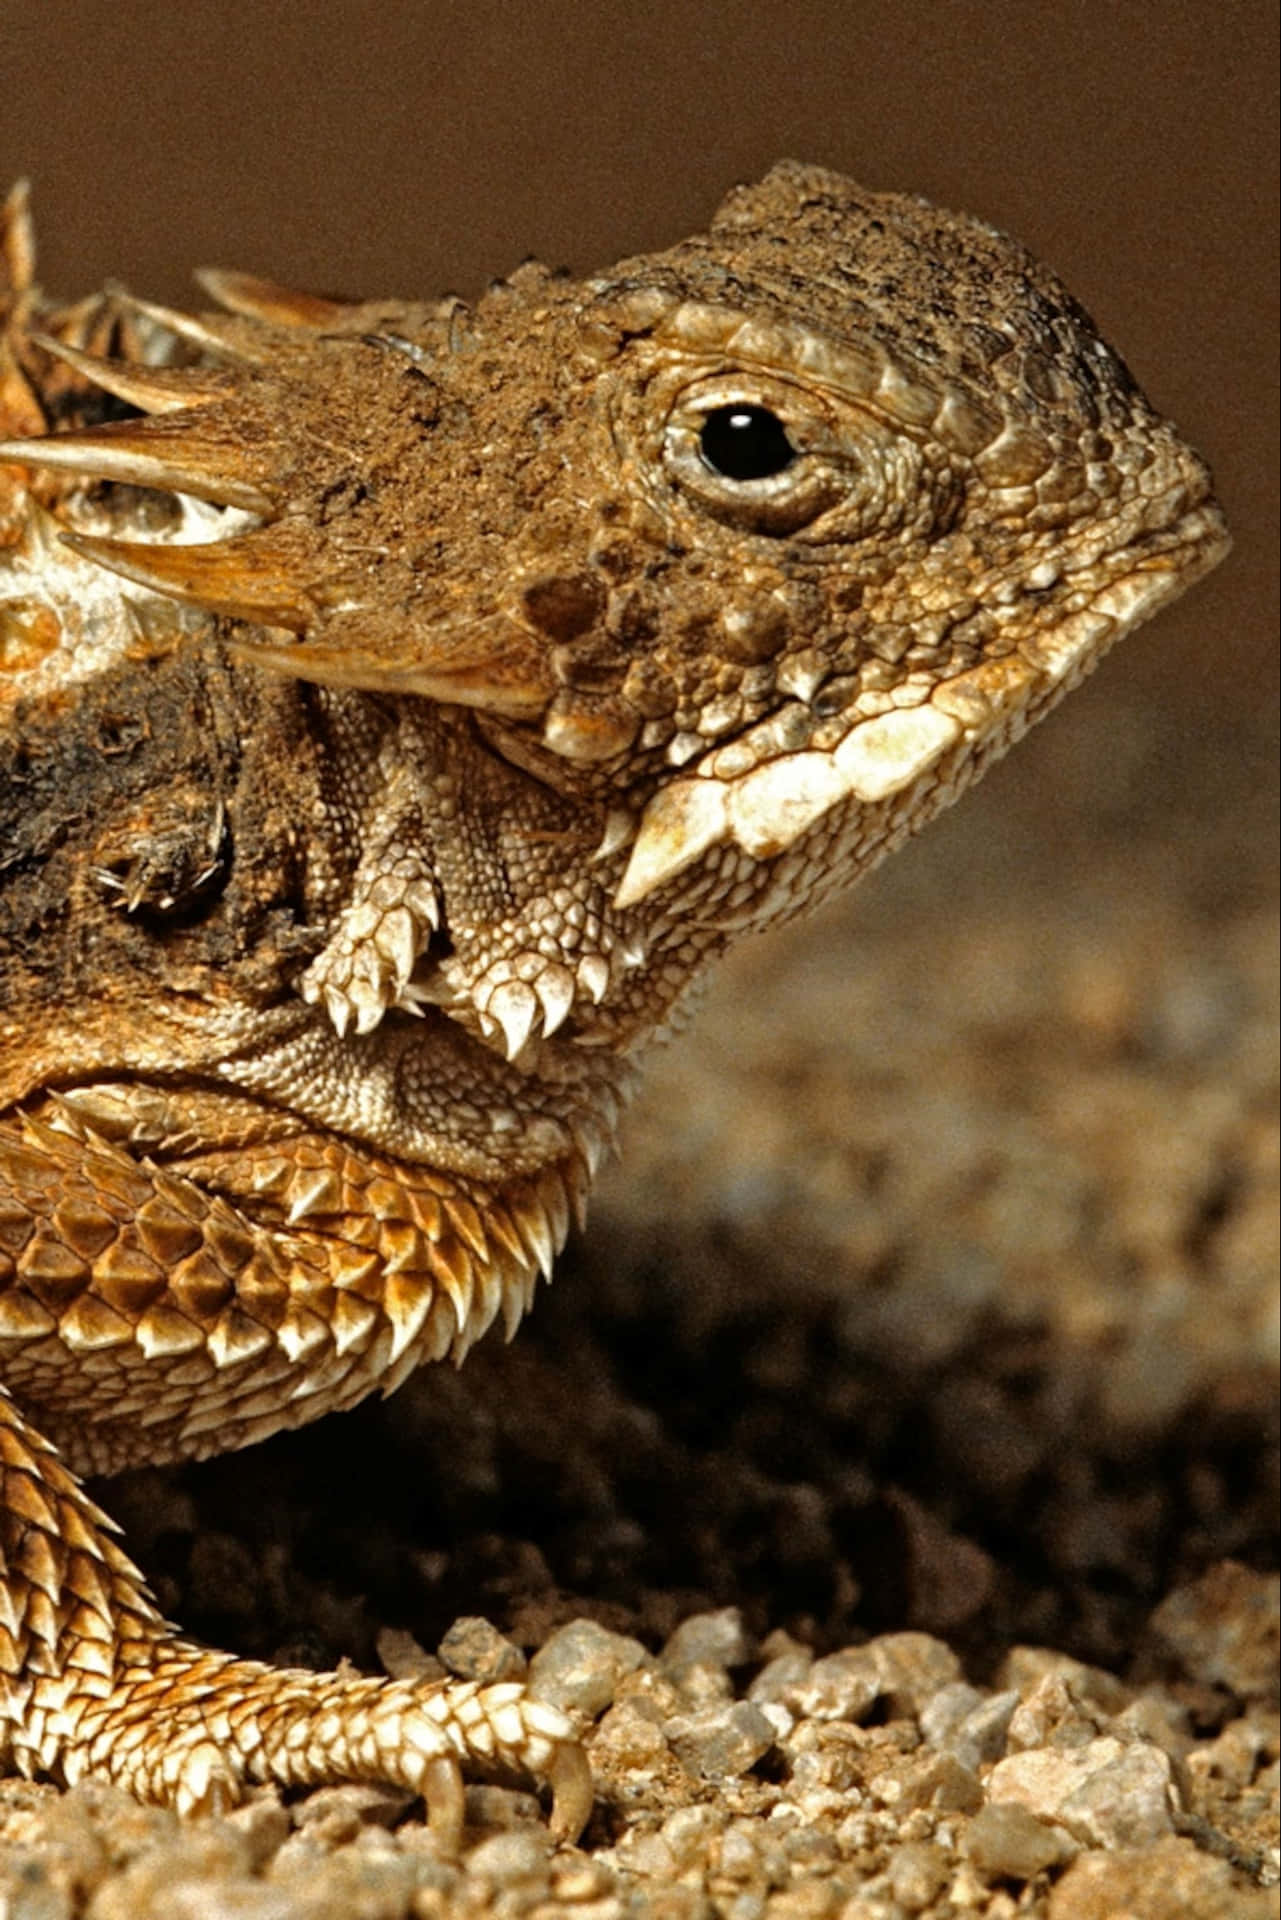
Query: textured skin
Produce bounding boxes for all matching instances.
[0,164,1228,1835]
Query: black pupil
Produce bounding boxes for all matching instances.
[699,404,797,481]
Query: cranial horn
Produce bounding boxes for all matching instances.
[29,332,233,415]
[60,526,313,630]
[1,178,35,296]
[239,620,554,714]
[115,293,267,365]
[0,414,279,514]
[195,268,351,328]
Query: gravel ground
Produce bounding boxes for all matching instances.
[2,687,1276,1915]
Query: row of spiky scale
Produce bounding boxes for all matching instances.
[0,1103,583,1459]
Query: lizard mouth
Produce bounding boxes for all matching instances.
[612,498,1231,910]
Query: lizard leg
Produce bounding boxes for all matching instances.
[0,1113,590,1840]
[0,1384,589,1840]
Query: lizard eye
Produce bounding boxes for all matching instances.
[699,405,797,481]
[662,377,846,535]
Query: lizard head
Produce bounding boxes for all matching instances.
[1,163,1228,946]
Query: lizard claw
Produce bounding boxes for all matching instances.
[302,866,442,1037]
[422,1752,466,1853]
[548,1738,595,1844]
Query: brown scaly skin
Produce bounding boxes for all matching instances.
[0,164,1228,1838]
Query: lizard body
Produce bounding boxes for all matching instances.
[0,164,1228,1838]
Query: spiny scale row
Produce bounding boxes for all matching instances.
[1,1113,581,1397]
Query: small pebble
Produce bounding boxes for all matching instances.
[888,1838,950,1910]
[526,1618,648,1716]
[892,1750,983,1814]
[375,1624,445,1682]
[464,1825,553,1887]
[1000,1647,1130,1715]
[461,1784,542,1832]
[552,1852,618,1899]
[436,1613,527,1682]
[659,1803,723,1870]
[919,1682,1018,1770]
[717,1824,761,1881]
[674,1658,736,1707]
[591,1698,670,1767]
[1005,1673,1108,1752]
[660,1606,751,1677]
[666,1701,776,1781]
[786,1647,881,1723]
[749,1646,815,1706]
[866,1632,964,1718]
[292,1782,412,1840]
[918,1680,985,1746]
[965,1802,1070,1880]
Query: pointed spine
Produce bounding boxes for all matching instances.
[58,528,312,630]
[28,333,232,415]
[115,293,266,365]
[1,179,36,295]
[238,628,554,712]
[0,415,278,514]
[195,268,351,328]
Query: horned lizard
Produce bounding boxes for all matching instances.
[0,163,1228,1841]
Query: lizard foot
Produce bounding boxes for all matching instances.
[71,1649,590,1844]
[27,1644,591,1848]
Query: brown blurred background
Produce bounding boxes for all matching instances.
[4,0,1276,876]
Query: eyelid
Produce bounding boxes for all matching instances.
[680,376,831,448]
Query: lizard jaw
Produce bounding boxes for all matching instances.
[614,501,1230,911]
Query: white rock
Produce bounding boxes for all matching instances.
[985,1735,1180,1849]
